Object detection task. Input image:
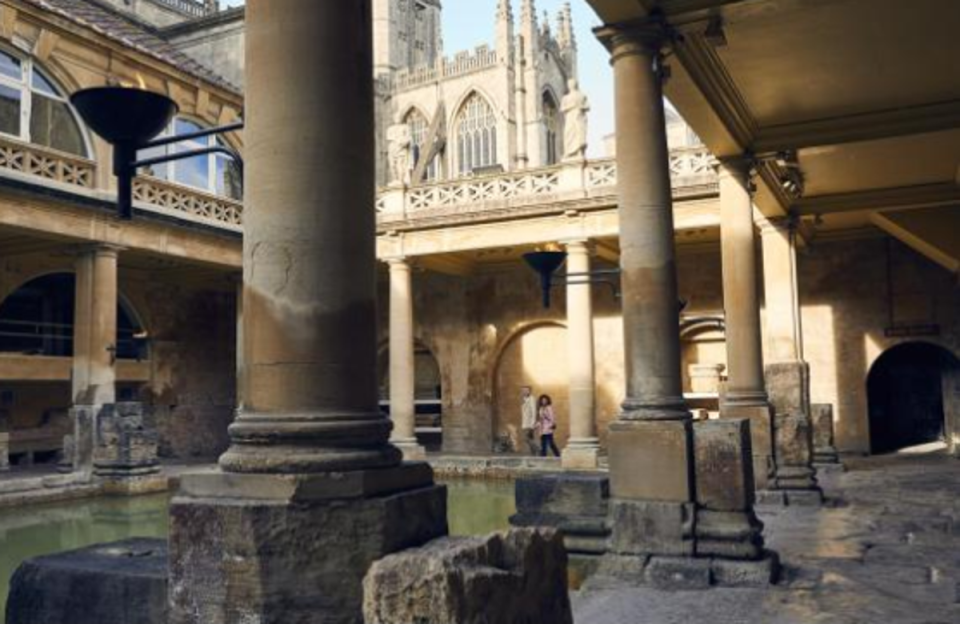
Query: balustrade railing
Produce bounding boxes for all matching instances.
[0,136,95,189]
[133,176,243,232]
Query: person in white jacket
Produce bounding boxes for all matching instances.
[520,386,539,455]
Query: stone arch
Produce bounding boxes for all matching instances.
[491,320,569,453]
[867,341,960,454]
[679,315,727,397]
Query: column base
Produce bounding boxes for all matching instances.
[695,509,765,560]
[608,419,693,501]
[511,472,610,556]
[393,440,427,462]
[608,499,695,557]
[765,361,811,417]
[561,438,601,470]
[719,402,775,490]
[169,464,448,624]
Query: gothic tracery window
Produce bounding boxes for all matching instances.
[543,91,561,166]
[405,108,437,181]
[455,92,498,176]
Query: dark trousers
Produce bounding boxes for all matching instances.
[540,433,560,458]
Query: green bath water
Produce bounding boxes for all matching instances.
[0,478,516,615]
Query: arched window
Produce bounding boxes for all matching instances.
[455,93,498,176]
[138,118,243,200]
[404,108,437,181]
[543,91,561,166]
[0,273,146,360]
[0,48,87,157]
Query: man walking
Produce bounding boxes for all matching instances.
[520,386,538,455]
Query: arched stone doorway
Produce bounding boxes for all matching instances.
[867,342,960,454]
[493,323,569,454]
[378,342,443,450]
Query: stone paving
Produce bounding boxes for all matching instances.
[573,448,960,624]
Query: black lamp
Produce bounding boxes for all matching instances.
[70,86,243,220]
[522,251,568,308]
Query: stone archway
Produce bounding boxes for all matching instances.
[493,323,569,454]
[867,342,960,454]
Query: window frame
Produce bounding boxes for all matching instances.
[0,46,92,158]
[454,92,499,176]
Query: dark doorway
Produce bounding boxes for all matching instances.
[867,342,959,454]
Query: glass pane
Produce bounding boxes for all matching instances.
[215,155,243,200]
[31,95,85,156]
[0,84,21,136]
[175,152,209,190]
[175,118,204,138]
[0,52,21,81]
[31,70,58,97]
[137,143,169,180]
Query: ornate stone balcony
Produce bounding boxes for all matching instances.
[133,177,243,233]
[376,146,717,229]
[0,137,95,190]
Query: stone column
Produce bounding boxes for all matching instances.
[562,239,600,469]
[718,158,774,489]
[169,2,446,623]
[598,22,695,557]
[760,218,821,501]
[70,244,119,479]
[388,258,425,460]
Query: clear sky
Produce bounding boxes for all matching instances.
[219,0,614,156]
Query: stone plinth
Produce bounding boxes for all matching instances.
[720,403,774,490]
[511,472,610,555]
[812,403,841,464]
[168,467,448,624]
[6,538,167,624]
[770,412,823,505]
[608,419,693,502]
[93,403,160,478]
[689,363,725,394]
[362,528,572,624]
[70,405,97,481]
[765,361,811,418]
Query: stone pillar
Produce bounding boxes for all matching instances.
[71,245,119,479]
[562,240,600,470]
[168,3,446,623]
[388,258,425,460]
[598,22,695,557]
[72,245,118,408]
[718,159,774,489]
[760,218,821,501]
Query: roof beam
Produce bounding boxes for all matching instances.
[794,183,960,217]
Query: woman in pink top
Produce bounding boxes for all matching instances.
[537,394,561,458]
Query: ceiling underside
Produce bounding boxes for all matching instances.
[584,0,960,271]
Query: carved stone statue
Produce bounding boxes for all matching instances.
[561,79,590,161]
[387,122,412,186]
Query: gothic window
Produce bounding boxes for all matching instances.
[455,92,498,176]
[543,91,561,166]
[405,108,437,181]
[137,118,243,200]
[0,48,87,157]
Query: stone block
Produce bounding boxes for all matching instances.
[609,499,695,557]
[765,361,810,417]
[168,473,448,624]
[694,419,755,511]
[362,528,572,624]
[695,509,765,560]
[644,556,712,590]
[811,403,841,464]
[6,538,167,624]
[561,444,600,470]
[688,363,725,394]
[710,552,781,587]
[608,419,693,502]
[720,403,774,489]
[511,472,610,555]
[0,431,8,472]
[71,405,97,480]
[773,412,820,493]
[94,402,160,478]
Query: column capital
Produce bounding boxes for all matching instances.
[595,19,671,64]
[73,243,124,259]
[756,215,796,236]
[384,256,410,269]
[561,238,593,255]
[716,155,759,194]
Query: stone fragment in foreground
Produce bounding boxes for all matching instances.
[363,527,573,624]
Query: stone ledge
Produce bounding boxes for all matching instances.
[585,551,780,590]
[176,461,435,502]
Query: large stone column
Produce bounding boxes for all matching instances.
[760,218,821,502]
[388,258,425,460]
[598,22,695,555]
[562,239,600,469]
[168,3,446,623]
[718,159,774,489]
[70,244,118,479]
